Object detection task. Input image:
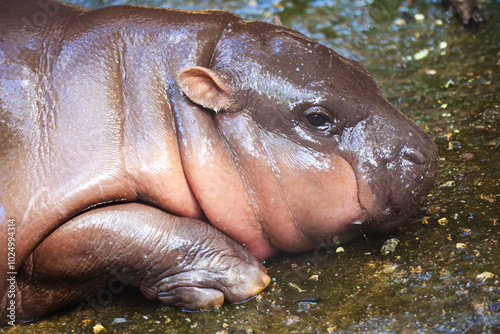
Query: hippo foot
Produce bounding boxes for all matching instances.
[5,203,269,322]
[152,261,269,310]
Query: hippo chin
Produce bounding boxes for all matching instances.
[0,0,438,323]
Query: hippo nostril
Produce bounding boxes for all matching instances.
[402,147,427,165]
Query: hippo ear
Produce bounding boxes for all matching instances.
[177,66,240,113]
[272,16,283,26]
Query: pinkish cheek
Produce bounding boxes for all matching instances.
[303,159,365,237]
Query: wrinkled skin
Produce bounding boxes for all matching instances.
[0,0,438,323]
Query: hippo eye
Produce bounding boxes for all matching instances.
[307,113,329,127]
[303,106,333,131]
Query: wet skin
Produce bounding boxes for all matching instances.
[0,0,438,323]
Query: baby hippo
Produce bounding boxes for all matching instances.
[0,0,438,323]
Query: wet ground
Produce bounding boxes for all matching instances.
[2,0,499,333]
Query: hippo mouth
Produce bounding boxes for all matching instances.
[351,170,408,233]
[353,173,377,221]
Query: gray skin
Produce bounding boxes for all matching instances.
[0,0,438,323]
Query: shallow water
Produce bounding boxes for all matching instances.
[2,0,499,333]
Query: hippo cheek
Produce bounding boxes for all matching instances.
[216,114,368,253]
[259,142,368,251]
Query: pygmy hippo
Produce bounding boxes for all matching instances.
[0,0,438,323]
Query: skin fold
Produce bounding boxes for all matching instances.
[0,0,438,323]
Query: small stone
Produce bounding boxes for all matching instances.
[461,228,472,236]
[327,325,339,333]
[381,238,400,256]
[444,79,455,88]
[438,217,448,226]
[93,323,106,334]
[414,49,429,60]
[476,272,495,283]
[456,243,467,249]
[335,247,345,253]
[394,18,407,26]
[112,318,127,324]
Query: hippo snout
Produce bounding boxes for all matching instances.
[348,106,439,231]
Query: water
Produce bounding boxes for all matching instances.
[2,0,499,332]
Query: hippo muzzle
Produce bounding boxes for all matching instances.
[345,103,439,232]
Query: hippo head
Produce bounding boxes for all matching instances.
[177,21,438,256]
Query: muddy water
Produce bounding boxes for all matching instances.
[2,0,499,333]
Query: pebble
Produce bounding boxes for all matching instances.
[381,238,400,256]
[93,323,105,334]
[476,272,495,283]
[415,13,425,21]
[438,217,448,226]
[414,49,429,60]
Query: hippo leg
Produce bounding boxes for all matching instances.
[11,203,269,321]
